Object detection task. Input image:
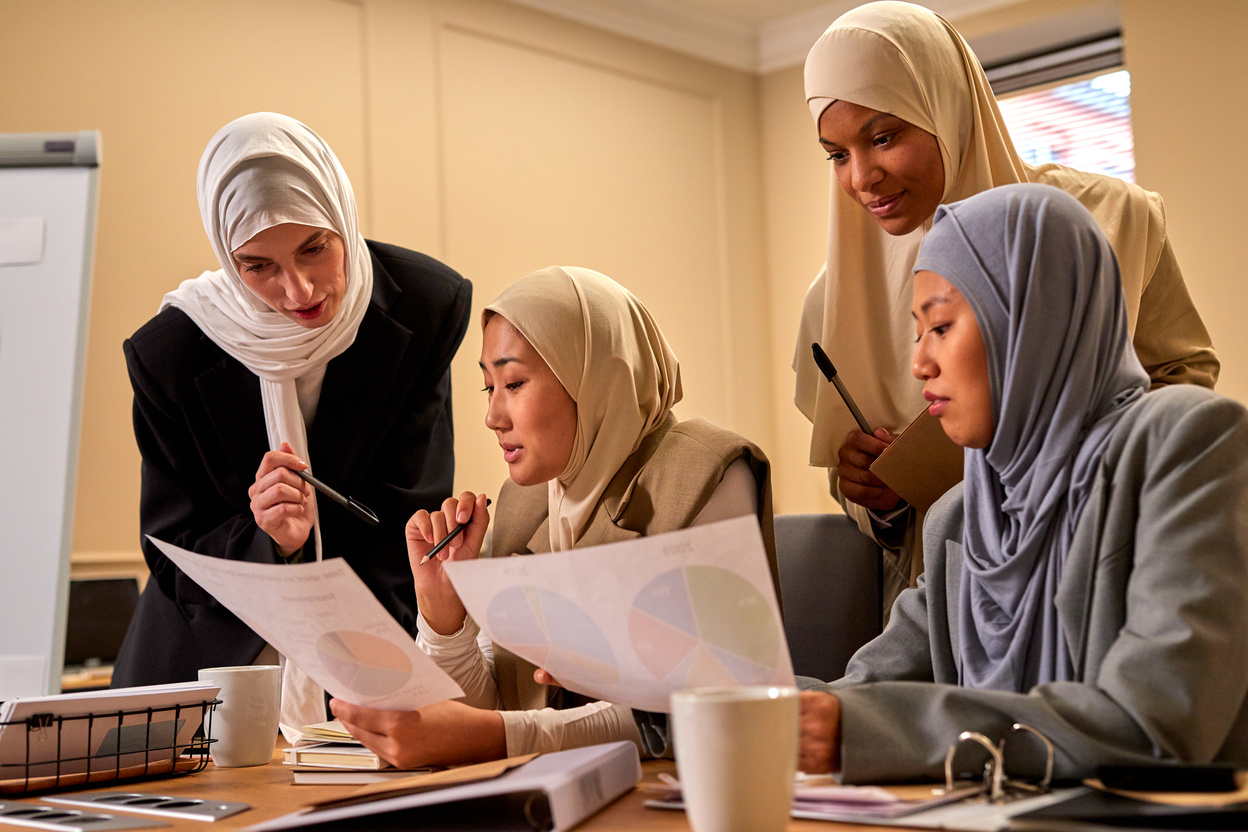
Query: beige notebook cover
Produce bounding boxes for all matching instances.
[869,408,965,511]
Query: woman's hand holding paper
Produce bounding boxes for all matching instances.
[836,428,901,511]
[407,492,491,634]
[330,698,506,768]
[249,442,315,557]
[532,668,563,689]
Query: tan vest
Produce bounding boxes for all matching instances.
[488,414,778,711]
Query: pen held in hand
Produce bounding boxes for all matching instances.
[419,498,492,565]
[811,343,873,434]
[296,468,379,526]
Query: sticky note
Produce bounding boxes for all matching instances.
[0,216,45,266]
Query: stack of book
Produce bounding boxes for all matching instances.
[284,720,436,784]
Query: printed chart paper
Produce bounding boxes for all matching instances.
[150,537,463,709]
[445,516,794,713]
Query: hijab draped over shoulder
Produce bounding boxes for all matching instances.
[161,112,373,733]
[485,267,682,551]
[914,183,1149,691]
[794,0,1169,467]
[162,112,374,548]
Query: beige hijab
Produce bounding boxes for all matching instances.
[485,267,682,551]
[794,0,1167,466]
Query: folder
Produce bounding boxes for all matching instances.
[1007,786,1248,831]
[248,740,642,832]
[869,408,964,511]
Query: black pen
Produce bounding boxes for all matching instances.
[811,343,873,434]
[296,469,379,526]
[419,498,492,565]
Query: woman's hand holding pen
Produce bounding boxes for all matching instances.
[249,441,315,557]
[407,491,491,635]
[837,428,902,511]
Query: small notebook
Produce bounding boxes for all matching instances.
[285,742,388,770]
[869,408,965,512]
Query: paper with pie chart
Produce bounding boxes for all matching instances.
[149,536,463,710]
[444,515,793,713]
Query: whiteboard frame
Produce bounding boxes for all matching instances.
[0,130,100,695]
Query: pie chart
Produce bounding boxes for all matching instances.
[629,565,781,687]
[315,630,412,696]
[486,586,620,685]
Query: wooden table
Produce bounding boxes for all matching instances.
[0,750,860,831]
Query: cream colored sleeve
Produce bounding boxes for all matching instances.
[417,613,643,756]
[691,456,757,525]
[415,612,502,710]
[1132,236,1219,389]
[499,701,643,757]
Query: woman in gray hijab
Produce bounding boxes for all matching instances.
[797,183,1248,782]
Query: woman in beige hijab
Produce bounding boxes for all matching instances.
[793,1,1218,612]
[332,266,777,765]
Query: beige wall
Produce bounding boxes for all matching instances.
[0,0,769,570]
[1121,0,1248,404]
[3,0,1245,564]
[759,64,841,515]
[758,0,1248,513]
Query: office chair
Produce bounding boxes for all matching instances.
[774,513,883,682]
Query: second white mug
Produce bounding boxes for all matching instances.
[670,685,800,832]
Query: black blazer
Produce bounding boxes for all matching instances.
[112,242,471,686]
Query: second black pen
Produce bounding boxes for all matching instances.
[419,498,493,565]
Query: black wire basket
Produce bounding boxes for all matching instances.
[0,698,218,795]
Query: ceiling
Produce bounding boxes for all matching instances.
[502,0,1119,73]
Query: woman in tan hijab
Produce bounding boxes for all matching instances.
[331,266,777,765]
[793,1,1218,612]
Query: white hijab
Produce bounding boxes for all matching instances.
[794,1,1166,467]
[162,112,374,558]
[162,112,372,736]
[485,267,682,551]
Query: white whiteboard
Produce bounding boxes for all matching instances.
[0,132,99,695]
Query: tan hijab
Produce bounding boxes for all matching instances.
[485,267,682,551]
[794,0,1167,467]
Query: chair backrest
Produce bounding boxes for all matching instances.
[63,577,140,669]
[775,513,883,682]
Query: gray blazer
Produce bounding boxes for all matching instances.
[806,386,1248,783]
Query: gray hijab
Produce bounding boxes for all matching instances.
[914,183,1150,692]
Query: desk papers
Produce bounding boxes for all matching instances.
[444,516,794,713]
[150,537,463,710]
[646,780,1084,831]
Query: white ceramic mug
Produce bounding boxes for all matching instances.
[197,665,281,768]
[670,685,800,832]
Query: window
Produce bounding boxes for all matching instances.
[997,70,1135,183]
[984,34,1135,183]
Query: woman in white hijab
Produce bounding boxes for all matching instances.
[331,266,777,765]
[798,183,1248,782]
[794,1,1218,612]
[112,113,472,737]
